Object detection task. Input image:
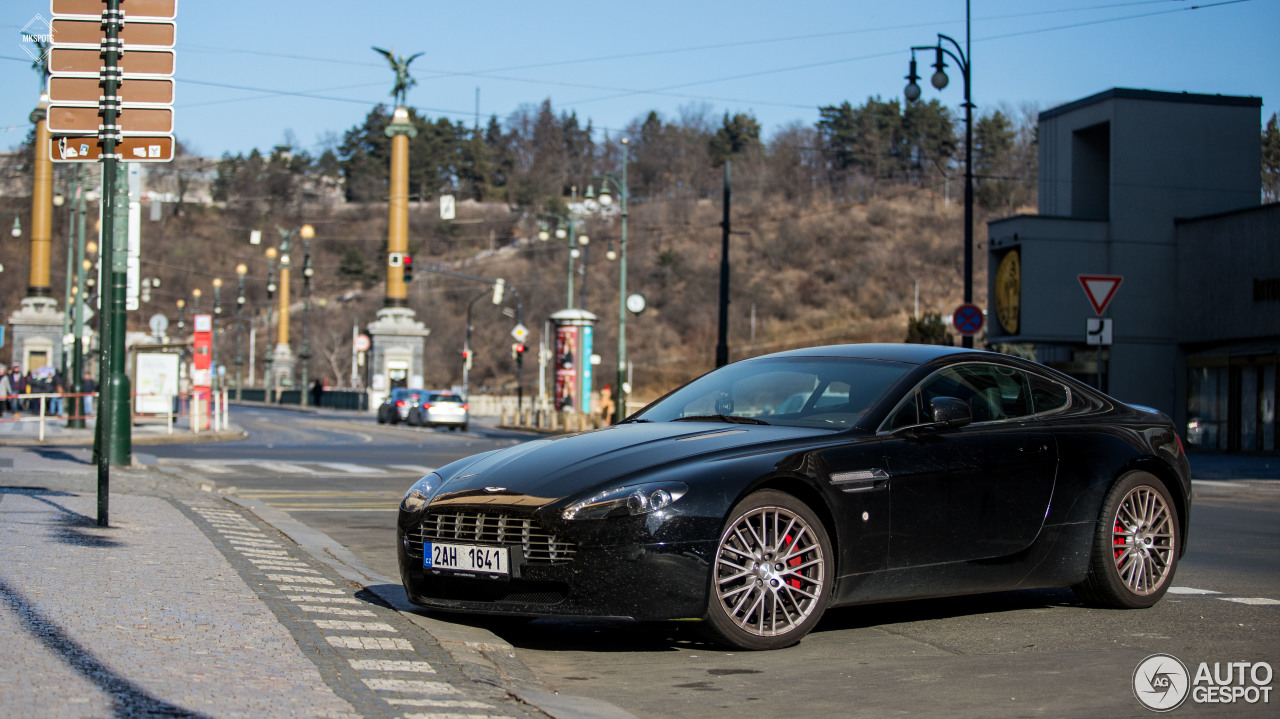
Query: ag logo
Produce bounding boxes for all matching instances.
[1134,653,1190,712]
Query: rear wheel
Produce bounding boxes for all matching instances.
[1074,471,1180,608]
[702,490,832,650]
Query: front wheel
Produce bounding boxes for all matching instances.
[1074,471,1180,608]
[702,490,832,650]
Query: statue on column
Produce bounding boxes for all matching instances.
[373,47,423,106]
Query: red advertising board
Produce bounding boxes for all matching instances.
[192,313,212,430]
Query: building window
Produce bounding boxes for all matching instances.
[1254,278,1280,302]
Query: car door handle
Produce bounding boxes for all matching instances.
[830,468,890,493]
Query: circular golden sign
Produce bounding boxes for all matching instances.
[994,249,1020,334]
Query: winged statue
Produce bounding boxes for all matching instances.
[372,46,424,107]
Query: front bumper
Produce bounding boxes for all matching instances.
[397,514,716,621]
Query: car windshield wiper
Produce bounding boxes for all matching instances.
[618,418,652,424]
[672,414,770,425]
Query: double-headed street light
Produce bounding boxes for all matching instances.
[300,236,314,406]
[538,189,589,309]
[587,138,631,424]
[235,263,247,400]
[264,246,278,402]
[904,2,974,348]
[211,278,223,392]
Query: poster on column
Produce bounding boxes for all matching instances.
[581,325,593,414]
[555,325,577,412]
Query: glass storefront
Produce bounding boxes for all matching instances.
[1187,355,1278,453]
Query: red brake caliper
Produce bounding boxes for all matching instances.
[784,533,803,588]
[1113,519,1126,560]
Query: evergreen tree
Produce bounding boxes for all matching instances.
[1263,113,1280,203]
[710,112,762,165]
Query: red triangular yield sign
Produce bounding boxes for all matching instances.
[1078,274,1123,315]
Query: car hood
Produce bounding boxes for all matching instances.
[428,421,845,510]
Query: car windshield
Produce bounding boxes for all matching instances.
[428,393,462,403]
[633,357,912,430]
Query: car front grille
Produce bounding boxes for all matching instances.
[409,512,577,564]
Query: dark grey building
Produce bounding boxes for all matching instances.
[987,88,1276,454]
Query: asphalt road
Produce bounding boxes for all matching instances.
[148,406,1280,718]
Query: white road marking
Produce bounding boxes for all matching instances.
[298,605,377,617]
[1169,586,1223,595]
[389,465,437,475]
[255,461,318,474]
[266,574,333,585]
[362,678,460,695]
[326,636,413,651]
[348,659,436,674]
[188,464,234,473]
[278,585,346,595]
[1220,597,1280,606]
[286,594,361,604]
[386,699,495,709]
[312,620,396,632]
[316,462,385,474]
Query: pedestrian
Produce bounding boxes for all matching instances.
[81,371,97,417]
[0,364,16,417]
[50,369,66,416]
[3,365,28,416]
[310,378,325,407]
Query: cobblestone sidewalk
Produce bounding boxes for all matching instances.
[0,440,597,719]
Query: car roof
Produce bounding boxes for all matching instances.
[749,343,983,365]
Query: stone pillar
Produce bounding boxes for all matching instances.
[367,107,426,410]
[9,94,65,371]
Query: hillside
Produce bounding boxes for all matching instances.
[3,181,1011,401]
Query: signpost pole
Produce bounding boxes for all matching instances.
[93,0,124,526]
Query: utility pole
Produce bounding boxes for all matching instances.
[715,161,732,368]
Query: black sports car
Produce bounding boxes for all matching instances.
[397,344,1190,650]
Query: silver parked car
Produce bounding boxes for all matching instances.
[408,391,469,431]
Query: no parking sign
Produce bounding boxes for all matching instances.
[952,303,984,337]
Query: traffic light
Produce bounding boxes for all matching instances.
[403,255,414,282]
[514,343,525,367]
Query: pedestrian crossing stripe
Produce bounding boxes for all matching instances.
[316,462,385,474]
[164,460,436,477]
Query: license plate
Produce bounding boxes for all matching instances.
[424,542,508,575]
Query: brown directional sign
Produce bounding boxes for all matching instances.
[51,17,175,47]
[49,47,175,76]
[47,105,173,134]
[51,0,178,20]
[49,76,174,105]
[50,134,174,163]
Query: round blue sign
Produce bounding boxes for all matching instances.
[953,303,984,337]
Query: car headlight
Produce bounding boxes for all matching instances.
[562,481,688,520]
[400,473,443,514]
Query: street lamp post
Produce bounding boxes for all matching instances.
[235,264,247,401]
[300,237,313,406]
[904,0,974,348]
[538,189,589,309]
[264,247,278,402]
[462,288,491,400]
[211,278,223,392]
[588,138,630,424]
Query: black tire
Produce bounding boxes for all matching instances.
[1073,471,1180,608]
[701,489,833,650]
[461,423,469,432]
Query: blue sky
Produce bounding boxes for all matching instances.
[2,0,1276,158]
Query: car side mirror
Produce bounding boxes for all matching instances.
[928,396,972,429]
